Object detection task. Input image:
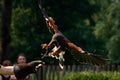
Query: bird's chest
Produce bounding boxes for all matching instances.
[52,33,69,48]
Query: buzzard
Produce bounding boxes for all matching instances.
[41,17,106,69]
[38,0,106,69]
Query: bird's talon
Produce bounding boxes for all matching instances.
[41,43,48,49]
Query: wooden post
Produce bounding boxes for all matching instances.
[43,65,46,80]
[57,65,60,80]
[37,66,43,80]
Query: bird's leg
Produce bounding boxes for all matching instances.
[41,39,55,49]
[41,39,55,58]
[49,46,62,57]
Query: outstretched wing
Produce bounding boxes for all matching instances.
[70,49,106,65]
[38,0,106,67]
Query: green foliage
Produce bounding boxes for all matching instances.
[94,2,120,40]
[3,0,119,64]
[8,0,104,64]
[62,71,120,80]
[31,70,120,80]
[107,34,120,64]
[10,0,50,62]
[94,1,120,64]
[0,0,119,65]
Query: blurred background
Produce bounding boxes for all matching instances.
[0,0,120,65]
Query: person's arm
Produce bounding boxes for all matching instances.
[14,60,44,80]
[0,65,14,75]
[0,60,44,80]
[10,75,17,80]
[0,75,2,80]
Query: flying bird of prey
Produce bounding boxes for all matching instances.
[41,17,106,69]
[38,0,106,69]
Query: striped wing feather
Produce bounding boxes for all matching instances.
[70,49,106,65]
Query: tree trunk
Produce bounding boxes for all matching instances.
[0,20,2,63]
[0,0,12,62]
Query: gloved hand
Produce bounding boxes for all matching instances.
[14,60,44,80]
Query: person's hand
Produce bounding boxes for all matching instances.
[14,60,44,80]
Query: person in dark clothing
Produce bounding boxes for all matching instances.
[1,75,10,80]
[0,60,12,80]
[0,60,44,80]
